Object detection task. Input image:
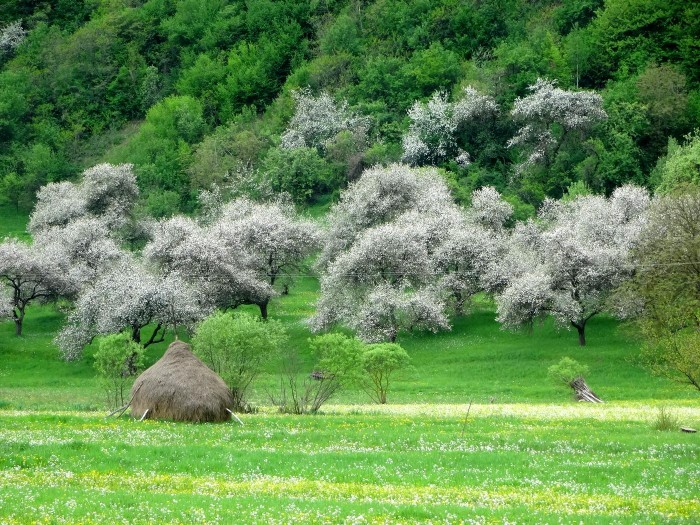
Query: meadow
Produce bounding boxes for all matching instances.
[1,206,699,524]
[1,405,699,524]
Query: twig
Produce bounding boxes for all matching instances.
[105,384,142,419]
[139,409,149,421]
[460,400,473,437]
[226,408,244,425]
[106,403,130,418]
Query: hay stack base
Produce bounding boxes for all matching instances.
[131,341,233,423]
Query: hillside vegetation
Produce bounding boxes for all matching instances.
[1,0,699,215]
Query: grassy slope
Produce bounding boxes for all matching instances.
[0,205,30,241]
[0,203,695,408]
[0,274,694,411]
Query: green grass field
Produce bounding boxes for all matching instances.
[1,208,699,524]
[1,406,698,524]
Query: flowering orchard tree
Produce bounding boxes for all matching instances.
[33,217,127,297]
[55,258,203,361]
[28,181,87,233]
[0,20,26,54]
[310,221,449,342]
[213,199,320,318]
[281,88,370,153]
[80,163,139,230]
[0,238,70,336]
[318,163,456,269]
[435,187,513,314]
[29,163,138,234]
[469,186,514,231]
[312,164,467,341]
[508,78,607,173]
[495,185,650,346]
[143,215,273,313]
[619,186,700,390]
[402,87,498,167]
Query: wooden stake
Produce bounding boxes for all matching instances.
[106,403,130,418]
[460,400,473,437]
[139,409,149,421]
[226,408,244,425]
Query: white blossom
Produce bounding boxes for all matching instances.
[0,238,71,335]
[508,78,607,173]
[81,163,139,230]
[318,164,455,269]
[29,163,138,234]
[28,182,87,233]
[0,20,26,54]
[143,216,273,313]
[402,87,498,166]
[215,199,320,296]
[33,217,127,296]
[494,185,650,345]
[0,291,11,320]
[310,222,449,342]
[281,88,370,152]
[469,186,514,231]
[311,164,464,341]
[55,257,204,360]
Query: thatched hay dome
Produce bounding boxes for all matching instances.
[131,341,233,422]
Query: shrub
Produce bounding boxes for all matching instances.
[93,333,144,409]
[262,146,339,204]
[653,406,680,432]
[359,343,411,404]
[192,311,287,412]
[548,357,589,386]
[270,333,362,414]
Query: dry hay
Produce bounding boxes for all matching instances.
[131,341,233,422]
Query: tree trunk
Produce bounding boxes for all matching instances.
[13,307,24,336]
[258,301,268,320]
[572,321,586,346]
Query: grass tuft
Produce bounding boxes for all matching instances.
[653,406,680,431]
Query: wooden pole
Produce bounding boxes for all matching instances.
[226,408,244,425]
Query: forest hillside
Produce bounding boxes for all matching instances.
[1,0,699,215]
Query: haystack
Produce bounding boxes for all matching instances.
[131,341,233,422]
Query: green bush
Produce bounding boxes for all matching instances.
[192,311,287,412]
[359,343,411,404]
[652,406,680,432]
[93,333,144,409]
[271,333,363,415]
[262,146,339,204]
[547,357,589,387]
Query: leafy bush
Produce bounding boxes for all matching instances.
[270,333,363,414]
[192,311,287,412]
[262,146,339,204]
[93,333,144,409]
[359,343,411,404]
[548,357,589,386]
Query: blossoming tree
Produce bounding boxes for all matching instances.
[495,185,650,345]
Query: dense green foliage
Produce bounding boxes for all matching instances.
[359,342,411,404]
[547,356,589,386]
[1,0,699,212]
[192,310,288,411]
[92,332,144,408]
